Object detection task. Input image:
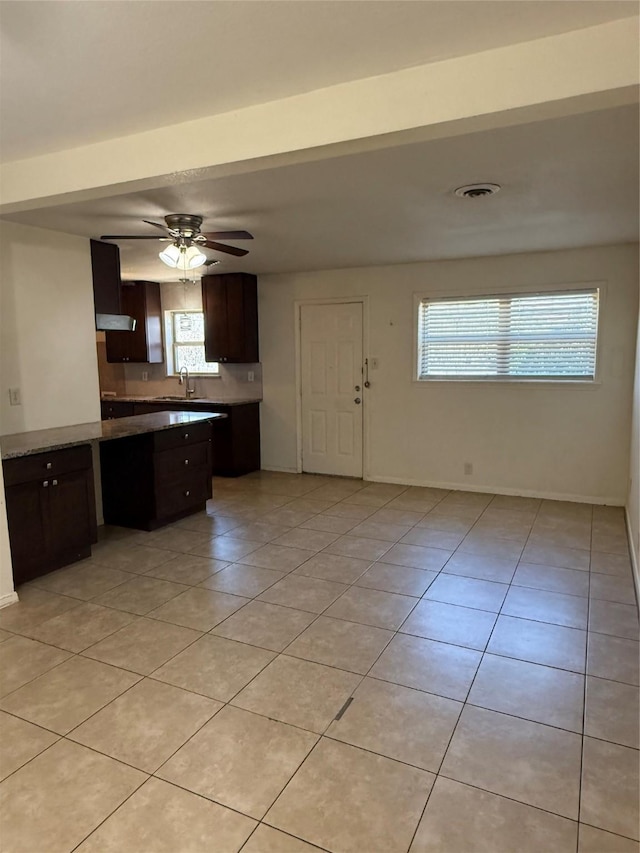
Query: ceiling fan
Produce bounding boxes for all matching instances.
[100,213,253,270]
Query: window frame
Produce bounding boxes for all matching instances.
[163,309,219,377]
[413,281,605,386]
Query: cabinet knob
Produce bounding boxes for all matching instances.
[43,480,49,487]
[184,459,189,466]
[52,479,58,486]
[185,490,190,497]
[184,433,189,439]
[45,462,52,470]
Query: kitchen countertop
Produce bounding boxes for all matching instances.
[102,395,262,406]
[0,411,227,460]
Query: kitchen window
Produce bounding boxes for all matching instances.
[164,310,219,376]
[416,288,600,381]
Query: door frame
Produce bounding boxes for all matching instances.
[294,295,370,478]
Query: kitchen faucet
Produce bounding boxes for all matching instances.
[178,366,196,398]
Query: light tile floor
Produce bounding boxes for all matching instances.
[0,472,638,853]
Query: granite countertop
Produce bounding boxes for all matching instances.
[102,395,262,406]
[0,411,227,460]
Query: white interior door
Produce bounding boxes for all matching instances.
[300,302,363,477]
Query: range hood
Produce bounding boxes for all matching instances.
[95,313,136,331]
[90,239,136,332]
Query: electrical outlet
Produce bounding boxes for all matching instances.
[464,462,473,475]
[247,371,255,382]
[8,387,21,406]
[142,371,149,381]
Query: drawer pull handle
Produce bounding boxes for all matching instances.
[185,490,190,497]
[46,462,52,470]
[43,480,49,487]
[184,459,189,466]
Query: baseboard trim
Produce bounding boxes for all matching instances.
[0,591,18,610]
[261,466,624,506]
[367,474,624,506]
[624,507,639,607]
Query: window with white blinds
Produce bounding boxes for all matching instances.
[417,288,600,381]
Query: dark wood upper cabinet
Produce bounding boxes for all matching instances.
[202,273,259,363]
[90,239,122,316]
[105,281,163,363]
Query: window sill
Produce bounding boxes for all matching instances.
[414,377,601,387]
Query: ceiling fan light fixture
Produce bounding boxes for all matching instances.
[158,243,181,268]
[159,243,207,270]
[183,245,207,269]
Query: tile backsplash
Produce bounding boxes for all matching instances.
[97,334,262,400]
[122,360,262,400]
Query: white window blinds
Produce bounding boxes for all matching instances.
[417,289,599,381]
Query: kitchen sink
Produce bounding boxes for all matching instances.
[153,395,204,401]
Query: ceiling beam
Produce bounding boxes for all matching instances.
[1,17,637,214]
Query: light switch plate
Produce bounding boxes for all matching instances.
[8,387,21,406]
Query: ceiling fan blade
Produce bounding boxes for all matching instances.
[100,235,170,240]
[200,230,253,240]
[143,219,174,235]
[200,240,249,257]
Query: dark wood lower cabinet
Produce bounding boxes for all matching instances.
[98,399,261,477]
[129,402,260,477]
[3,445,97,584]
[101,401,134,420]
[100,421,213,531]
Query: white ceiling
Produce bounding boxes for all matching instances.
[8,104,638,279]
[1,0,637,162]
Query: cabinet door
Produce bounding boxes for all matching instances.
[47,470,93,561]
[105,281,163,363]
[5,481,48,584]
[225,277,249,362]
[202,276,230,362]
[202,273,258,363]
[101,401,135,420]
[90,240,121,316]
[105,313,133,362]
[120,283,148,362]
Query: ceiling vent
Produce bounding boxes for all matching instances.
[454,183,501,199]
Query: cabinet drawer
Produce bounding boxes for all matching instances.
[152,421,212,452]
[155,470,210,519]
[101,401,134,420]
[154,442,210,486]
[3,445,93,487]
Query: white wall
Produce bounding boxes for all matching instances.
[260,244,638,504]
[0,221,101,601]
[0,221,100,435]
[627,290,640,592]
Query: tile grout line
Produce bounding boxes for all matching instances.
[576,503,595,852]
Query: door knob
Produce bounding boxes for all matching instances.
[354,397,361,404]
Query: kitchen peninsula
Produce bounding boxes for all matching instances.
[101,396,261,477]
[1,411,226,584]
